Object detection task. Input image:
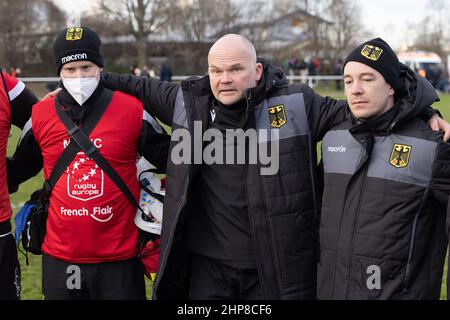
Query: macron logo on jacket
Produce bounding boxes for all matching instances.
[327,145,347,153]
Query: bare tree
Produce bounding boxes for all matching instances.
[322,0,363,63]
[274,0,363,71]
[176,0,218,42]
[168,0,240,73]
[0,0,65,74]
[171,0,241,43]
[99,0,177,68]
[82,15,129,38]
[412,0,449,61]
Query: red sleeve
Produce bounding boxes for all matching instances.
[1,71,37,128]
[2,71,24,101]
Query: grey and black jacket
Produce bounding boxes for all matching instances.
[318,64,450,299]
[102,59,349,299]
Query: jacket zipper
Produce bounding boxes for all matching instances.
[308,133,319,233]
[331,140,366,298]
[153,172,190,298]
[153,87,195,298]
[244,91,270,297]
[345,161,368,298]
[402,187,430,291]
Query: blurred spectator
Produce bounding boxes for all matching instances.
[424,63,442,88]
[334,59,343,90]
[149,65,156,78]
[299,59,308,84]
[308,58,318,86]
[141,65,150,77]
[436,79,450,93]
[160,62,172,82]
[313,58,321,73]
[130,64,142,76]
[283,58,308,84]
[134,67,142,76]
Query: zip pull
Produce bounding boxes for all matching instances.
[246,91,253,105]
[388,121,396,132]
[245,92,253,118]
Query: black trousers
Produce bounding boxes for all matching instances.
[0,221,21,300]
[189,253,263,300]
[42,254,146,300]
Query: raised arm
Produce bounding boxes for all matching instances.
[102,73,180,126]
[299,83,349,142]
[1,71,38,129]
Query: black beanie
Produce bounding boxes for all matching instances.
[344,37,400,93]
[53,26,104,75]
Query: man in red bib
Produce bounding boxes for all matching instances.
[0,69,37,300]
[8,26,169,300]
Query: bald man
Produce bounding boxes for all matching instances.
[102,34,445,300]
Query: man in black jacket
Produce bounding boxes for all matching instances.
[101,34,447,300]
[318,38,450,299]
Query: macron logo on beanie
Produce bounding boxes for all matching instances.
[61,53,88,64]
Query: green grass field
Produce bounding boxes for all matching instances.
[6,85,450,300]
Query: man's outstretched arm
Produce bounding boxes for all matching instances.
[102,73,180,126]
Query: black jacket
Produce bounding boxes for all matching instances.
[102,60,349,299]
[318,64,450,299]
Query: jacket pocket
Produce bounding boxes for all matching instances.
[349,254,411,299]
[272,212,318,289]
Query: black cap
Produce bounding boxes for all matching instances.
[53,26,104,75]
[344,38,400,93]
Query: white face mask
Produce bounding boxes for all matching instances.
[62,70,100,106]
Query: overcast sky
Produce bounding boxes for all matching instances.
[360,0,438,50]
[53,0,447,51]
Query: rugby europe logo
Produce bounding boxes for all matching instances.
[61,137,114,223]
